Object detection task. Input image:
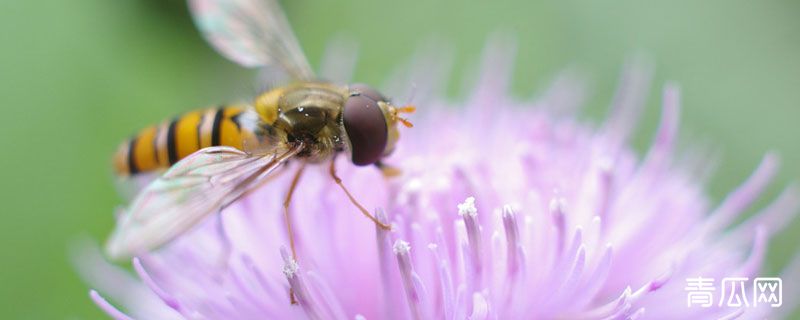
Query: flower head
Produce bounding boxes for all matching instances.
[78,41,800,319]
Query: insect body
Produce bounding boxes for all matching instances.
[113,106,257,175]
[106,0,413,260]
[113,83,406,176]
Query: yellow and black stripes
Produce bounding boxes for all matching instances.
[113,106,259,176]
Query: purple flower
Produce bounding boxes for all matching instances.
[78,41,800,319]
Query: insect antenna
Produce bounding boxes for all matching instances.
[394,105,416,128]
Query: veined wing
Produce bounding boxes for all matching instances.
[105,145,301,260]
[189,0,315,80]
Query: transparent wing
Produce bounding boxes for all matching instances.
[105,145,301,260]
[189,0,315,80]
[114,171,162,202]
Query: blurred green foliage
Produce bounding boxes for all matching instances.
[1,0,798,318]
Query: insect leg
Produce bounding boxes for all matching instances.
[329,156,392,230]
[283,161,306,305]
[283,161,307,260]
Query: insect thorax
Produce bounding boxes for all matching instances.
[254,82,349,162]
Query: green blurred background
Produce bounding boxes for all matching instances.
[1,0,799,318]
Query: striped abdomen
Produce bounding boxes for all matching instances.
[113,106,259,176]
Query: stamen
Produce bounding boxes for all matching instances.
[458,197,478,217]
[132,258,180,311]
[470,292,490,319]
[228,256,273,313]
[549,197,567,256]
[428,243,455,320]
[565,287,632,319]
[630,266,673,301]
[595,159,614,221]
[502,205,522,276]
[394,239,411,255]
[642,84,681,171]
[775,254,800,318]
[705,153,778,233]
[568,245,613,308]
[717,308,745,320]
[243,255,284,303]
[730,184,800,241]
[282,257,299,279]
[280,247,321,319]
[394,239,425,320]
[561,245,586,294]
[375,209,400,318]
[602,57,653,148]
[629,308,646,319]
[457,196,483,282]
[732,226,767,278]
[305,271,348,320]
[89,290,134,320]
[553,227,583,287]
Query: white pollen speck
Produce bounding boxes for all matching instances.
[406,178,423,191]
[427,243,438,250]
[549,197,566,213]
[597,156,613,172]
[502,204,515,218]
[457,196,478,217]
[282,259,299,278]
[393,240,411,254]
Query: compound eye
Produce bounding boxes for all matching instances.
[350,83,386,102]
[343,95,388,166]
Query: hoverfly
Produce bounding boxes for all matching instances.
[105,0,414,261]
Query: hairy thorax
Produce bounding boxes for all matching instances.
[254,82,349,163]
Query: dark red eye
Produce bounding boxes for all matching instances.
[350,83,386,102]
[343,95,388,166]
